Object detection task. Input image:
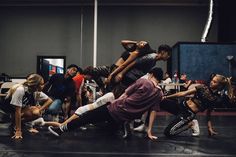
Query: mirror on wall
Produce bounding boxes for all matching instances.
[37,56,66,82]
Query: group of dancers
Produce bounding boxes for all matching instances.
[0,40,234,140]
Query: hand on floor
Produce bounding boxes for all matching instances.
[208,127,218,137]
[12,130,23,139]
[147,131,158,140]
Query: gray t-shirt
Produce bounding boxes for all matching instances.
[122,53,157,86]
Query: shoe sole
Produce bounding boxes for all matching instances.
[48,126,60,137]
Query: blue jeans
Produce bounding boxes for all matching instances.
[47,99,63,115]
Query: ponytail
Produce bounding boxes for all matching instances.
[24,74,43,91]
[7,83,24,98]
[7,74,43,97]
[215,74,234,100]
[225,77,236,104]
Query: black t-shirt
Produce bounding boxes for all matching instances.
[123,42,155,57]
[122,43,136,52]
[179,79,187,91]
[44,73,75,100]
[120,51,131,61]
[136,43,156,57]
[193,85,222,112]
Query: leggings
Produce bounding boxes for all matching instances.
[67,105,117,131]
[164,101,196,137]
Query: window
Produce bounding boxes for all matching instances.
[37,56,66,82]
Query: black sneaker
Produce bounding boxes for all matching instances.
[48,126,62,137]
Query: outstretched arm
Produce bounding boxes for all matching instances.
[121,40,137,51]
[39,97,53,112]
[206,109,218,136]
[107,51,139,83]
[12,106,23,139]
[114,60,136,83]
[164,88,196,99]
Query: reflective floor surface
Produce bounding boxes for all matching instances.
[1,114,236,157]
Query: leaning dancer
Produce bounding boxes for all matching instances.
[48,67,164,140]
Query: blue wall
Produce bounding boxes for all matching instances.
[172,42,236,81]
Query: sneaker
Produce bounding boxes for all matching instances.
[80,126,87,131]
[134,119,142,123]
[48,126,62,137]
[31,117,45,126]
[191,119,200,136]
[133,124,147,132]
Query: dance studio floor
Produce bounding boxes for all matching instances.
[1,113,236,157]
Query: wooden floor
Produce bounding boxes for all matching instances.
[1,114,236,157]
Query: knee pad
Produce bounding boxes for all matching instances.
[75,105,90,116]
[74,92,115,116]
[94,92,114,107]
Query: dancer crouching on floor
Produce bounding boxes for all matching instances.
[48,67,164,140]
[162,74,234,137]
[0,74,53,139]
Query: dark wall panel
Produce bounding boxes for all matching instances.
[0,5,218,77]
[172,42,236,81]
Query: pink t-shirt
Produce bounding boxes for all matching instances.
[107,78,163,123]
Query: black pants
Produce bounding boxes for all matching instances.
[0,98,15,114]
[160,99,181,115]
[163,100,196,137]
[67,105,118,131]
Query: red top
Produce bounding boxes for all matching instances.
[73,74,85,94]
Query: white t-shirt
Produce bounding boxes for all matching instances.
[10,85,48,108]
[162,77,174,91]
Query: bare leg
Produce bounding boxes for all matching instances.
[62,98,71,120]
[21,106,42,133]
[21,106,41,122]
[44,121,61,127]
[47,93,114,129]
[61,114,79,125]
[31,117,61,127]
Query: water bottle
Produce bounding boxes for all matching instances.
[173,71,178,83]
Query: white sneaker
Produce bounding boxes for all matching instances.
[80,126,87,131]
[31,117,45,126]
[133,124,147,132]
[191,119,200,136]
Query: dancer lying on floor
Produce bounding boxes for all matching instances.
[32,91,115,128]
[162,74,234,137]
[48,67,164,140]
